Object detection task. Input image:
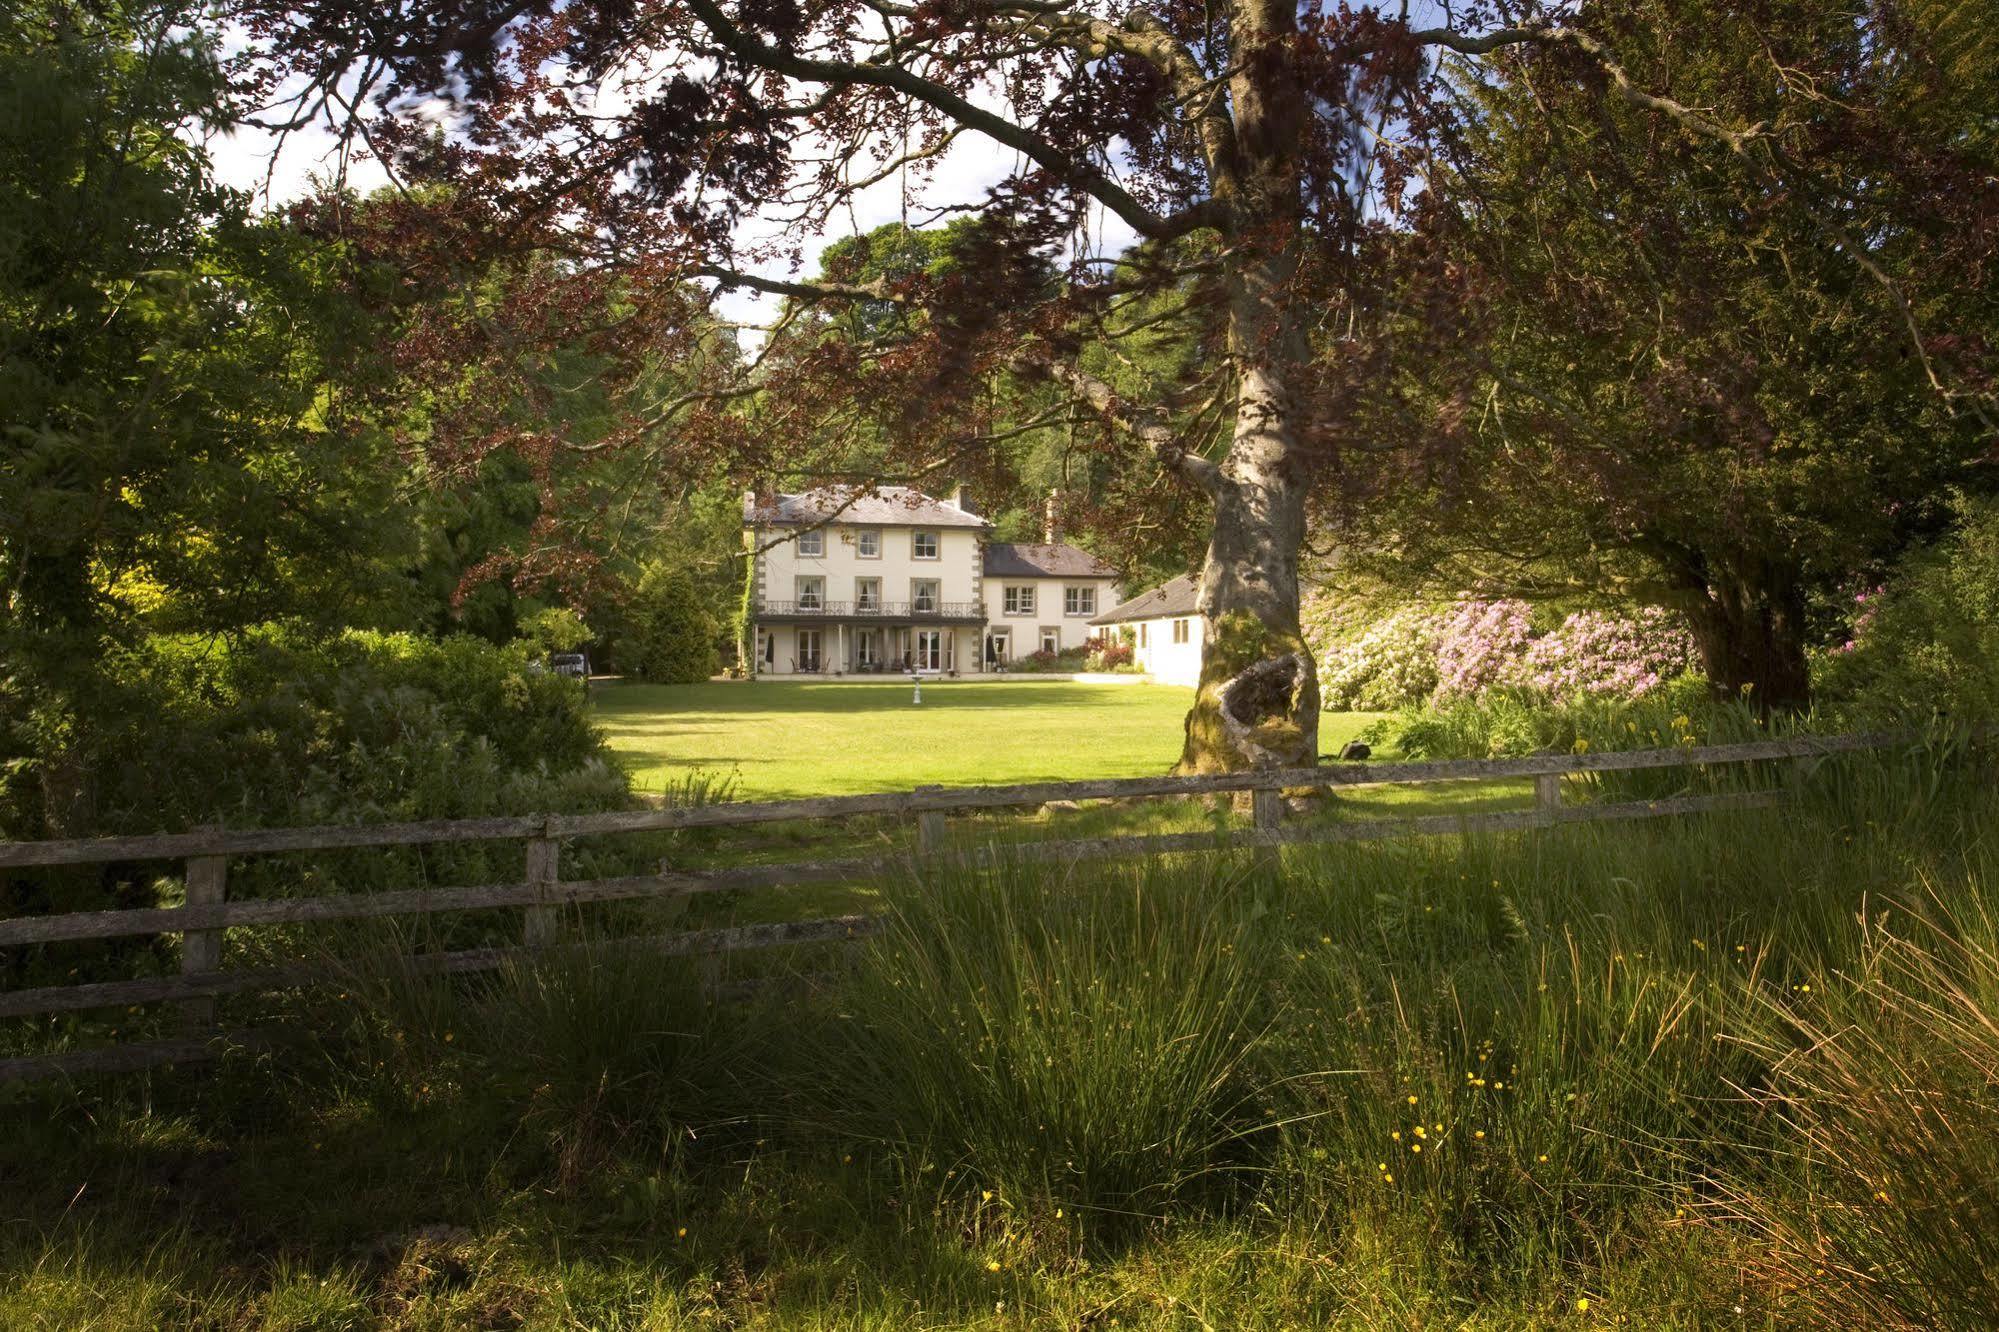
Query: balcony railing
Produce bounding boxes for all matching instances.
[756,599,985,620]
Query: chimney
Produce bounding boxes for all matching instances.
[1043,489,1063,545]
[950,483,974,513]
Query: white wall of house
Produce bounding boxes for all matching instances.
[756,523,983,613]
[980,576,1121,662]
[1126,614,1205,687]
[749,521,985,675]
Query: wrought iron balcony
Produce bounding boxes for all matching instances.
[755,599,985,622]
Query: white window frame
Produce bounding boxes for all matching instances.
[911,530,940,560]
[1064,586,1097,616]
[1039,627,1060,655]
[911,579,940,612]
[1003,585,1035,616]
[855,576,881,611]
[797,529,825,558]
[796,575,824,610]
[796,628,823,672]
[855,628,880,667]
[914,629,943,671]
[855,528,881,558]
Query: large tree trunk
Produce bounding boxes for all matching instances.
[1176,447,1320,773]
[1683,563,1813,712]
[1173,0,1321,774]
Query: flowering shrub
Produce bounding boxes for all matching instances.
[1318,607,1443,710]
[1433,600,1539,698]
[1431,600,1696,703]
[1310,593,1696,711]
[1086,640,1135,671]
[1523,607,1698,700]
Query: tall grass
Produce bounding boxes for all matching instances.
[8,744,1998,1326]
[810,854,1281,1222]
[1725,879,1999,1331]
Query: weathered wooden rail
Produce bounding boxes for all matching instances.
[0,732,1901,1081]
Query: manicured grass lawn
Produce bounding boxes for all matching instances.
[594,680,1388,799]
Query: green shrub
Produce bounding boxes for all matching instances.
[1815,492,1999,726]
[0,628,633,999]
[621,564,720,683]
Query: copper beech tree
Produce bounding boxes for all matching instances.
[232,0,1955,769]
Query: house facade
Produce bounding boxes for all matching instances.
[742,486,1121,676]
[1090,573,1205,687]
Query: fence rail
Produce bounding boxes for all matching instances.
[0,731,1905,1082]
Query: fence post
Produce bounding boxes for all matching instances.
[1252,785,1284,833]
[523,828,560,947]
[1534,772,1563,813]
[181,852,227,1027]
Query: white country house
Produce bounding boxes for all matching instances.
[743,486,1123,675]
[1090,573,1205,687]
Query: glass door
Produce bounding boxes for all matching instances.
[797,628,822,673]
[914,630,942,672]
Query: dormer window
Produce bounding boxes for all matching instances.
[798,529,825,557]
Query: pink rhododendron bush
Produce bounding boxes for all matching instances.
[1304,592,1700,710]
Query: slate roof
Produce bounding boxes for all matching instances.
[982,542,1119,579]
[1090,573,1200,625]
[742,485,988,528]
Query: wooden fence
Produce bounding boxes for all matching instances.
[0,732,1904,1081]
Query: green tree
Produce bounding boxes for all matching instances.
[0,0,405,831]
[1353,0,1998,709]
[619,564,720,684]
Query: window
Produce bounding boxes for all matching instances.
[914,630,943,671]
[855,577,881,611]
[1064,586,1097,616]
[1172,618,1190,644]
[1040,628,1060,655]
[797,529,824,557]
[796,575,824,610]
[985,628,1011,666]
[856,629,880,667]
[1003,585,1035,616]
[911,579,940,612]
[912,530,939,560]
[796,628,822,672]
[856,529,880,558]
[1139,622,1149,647]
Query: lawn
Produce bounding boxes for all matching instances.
[593,679,1387,799]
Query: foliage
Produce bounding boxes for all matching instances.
[1815,494,1999,726]
[1363,678,1757,764]
[1350,0,1999,708]
[618,564,720,684]
[1,629,618,845]
[0,0,407,687]
[518,606,592,654]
